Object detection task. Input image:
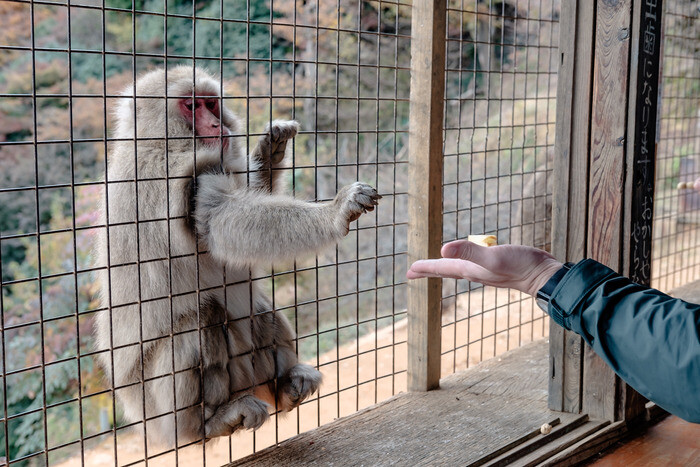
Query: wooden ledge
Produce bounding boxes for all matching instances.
[229,340,588,466]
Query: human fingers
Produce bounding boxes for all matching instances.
[407,258,471,280]
[694,177,700,194]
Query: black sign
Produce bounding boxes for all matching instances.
[630,0,663,285]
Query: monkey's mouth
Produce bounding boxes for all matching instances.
[197,126,231,149]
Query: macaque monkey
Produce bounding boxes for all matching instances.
[93,66,380,447]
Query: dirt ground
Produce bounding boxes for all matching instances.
[54,286,547,467]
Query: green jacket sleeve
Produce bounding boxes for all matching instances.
[548,259,700,423]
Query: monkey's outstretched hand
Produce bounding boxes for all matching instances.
[407,240,562,297]
[334,182,381,233]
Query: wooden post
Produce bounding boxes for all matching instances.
[407,0,446,392]
[583,0,634,423]
[551,0,663,421]
[550,0,595,414]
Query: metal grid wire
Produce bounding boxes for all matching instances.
[652,0,700,293]
[0,0,411,465]
[440,0,559,375]
[0,0,563,465]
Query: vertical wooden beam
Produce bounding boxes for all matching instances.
[552,0,662,422]
[582,0,662,422]
[584,0,633,422]
[550,0,595,414]
[407,0,446,392]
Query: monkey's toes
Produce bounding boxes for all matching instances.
[240,398,270,430]
[205,395,270,438]
[278,364,322,411]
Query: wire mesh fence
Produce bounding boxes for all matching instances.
[440,0,559,376]
[0,0,560,465]
[652,0,700,293]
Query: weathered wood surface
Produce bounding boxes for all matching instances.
[549,0,595,415]
[542,405,669,466]
[587,0,630,269]
[407,0,447,392]
[583,0,633,423]
[229,340,581,466]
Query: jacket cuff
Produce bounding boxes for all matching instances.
[548,259,618,329]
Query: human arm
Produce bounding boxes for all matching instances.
[407,240,700,423]
[550,259,700,423]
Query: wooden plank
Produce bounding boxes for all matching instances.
[583,0,633,422]
[476,415,590,467]
[514,420,611,467]
[587,0,631,270]
[542,420,629,466]
[549,0,577,413]
[469,418,566,467]
[549,0,595,414]
[407,0,446,392]
[229,341,584,467]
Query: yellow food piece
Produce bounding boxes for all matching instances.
[467,235,497,247]
[677,181,695,190]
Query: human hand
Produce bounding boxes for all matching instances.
[695,177,700,194]
[406,240,564,297]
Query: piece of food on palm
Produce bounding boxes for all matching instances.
[467,235,497,247]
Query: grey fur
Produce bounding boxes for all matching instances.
[93,66,380,448]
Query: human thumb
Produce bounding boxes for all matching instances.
[442,240,476,260]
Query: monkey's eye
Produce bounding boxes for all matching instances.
[182,100,194,111]
[205,101,217,112]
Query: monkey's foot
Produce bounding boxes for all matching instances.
[204,395,270,438]
[261,120,299,165]
[277,363,322,411]
[336,182,382,229]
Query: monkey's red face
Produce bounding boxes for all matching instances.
[178,95,231,148]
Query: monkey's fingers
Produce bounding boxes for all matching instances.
[265,120,299,143]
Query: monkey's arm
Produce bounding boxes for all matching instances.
[248,120,299,193]
[193,174,379,265]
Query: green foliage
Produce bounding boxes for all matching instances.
[0,193,102,462]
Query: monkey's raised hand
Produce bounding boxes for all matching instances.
[334,182,382,233]
[251,120,299,192]
[263,120,299,164]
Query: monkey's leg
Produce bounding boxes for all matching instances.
[147,302,271,445]
[249,120,299,193]
[145,334,229,446]
[252,308,322,412]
